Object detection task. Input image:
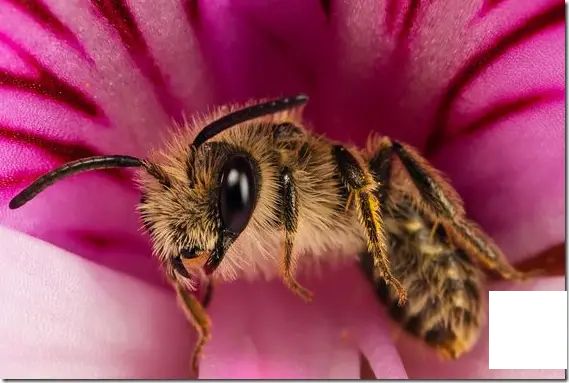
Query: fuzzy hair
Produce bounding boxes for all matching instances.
[136,98,365,284]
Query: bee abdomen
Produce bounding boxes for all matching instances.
[397,263,481,358]
[361,200,484,358]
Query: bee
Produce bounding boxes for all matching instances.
[10,94,530,373]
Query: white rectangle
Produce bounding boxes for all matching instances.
[489,290,567,369]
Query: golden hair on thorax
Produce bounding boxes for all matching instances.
[10,94,533,373]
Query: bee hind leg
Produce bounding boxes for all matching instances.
[366,138,487,358]
[442,218,535,280]
[384,138,532,280]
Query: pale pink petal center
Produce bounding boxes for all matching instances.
[200,263,407,379]
[0,225,194,378]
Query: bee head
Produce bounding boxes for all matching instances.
[9,95,308,286]
[137,139,261,285]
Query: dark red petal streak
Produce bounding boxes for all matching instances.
[0,32,104,121]
[384,0,421,41]
[0,125,130,191]
[182,0,200,27]
[398,0,420,42]
[90,0,183,120]
[427,2,565,153]
[478,0,506,17]
[441,88,564,146]
[5,0,90,60]
[320,0,332,20]
[1,125,102,162]
[0,170,49,191]
[385,0,399,33]
[514,242,565,276]
[70,229,150,255]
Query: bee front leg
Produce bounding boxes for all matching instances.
[333,145,407,305]
[279,167,313,302]
[174,282,212,375]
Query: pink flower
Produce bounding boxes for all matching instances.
[0,0,564,378]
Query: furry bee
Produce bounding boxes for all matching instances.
[10,95,530,373]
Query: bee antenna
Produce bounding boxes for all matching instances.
[9,155,143,209]
[192,94,309,148]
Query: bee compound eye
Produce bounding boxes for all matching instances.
[219,155,257,235]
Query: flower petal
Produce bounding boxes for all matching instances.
[200,262,406,379]
[396,276,565,379]
[431,100,564,265]
[0,225,194,378]
[0,0,212,282]
[0,0,564,379]
[426,0,565,264]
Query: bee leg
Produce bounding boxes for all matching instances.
[442,218,533,280]
[368,137,394,205]
[279,167,313,302]
[333,145,407,304]
[174,283,212,375]
[429,221,440,240]
[202,277,215,308]
[282,231,313,302]
[385,138,530,280]
[389,138,465,219]
[367,139,486,357]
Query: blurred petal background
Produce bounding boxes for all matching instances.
[0,0,565,379]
